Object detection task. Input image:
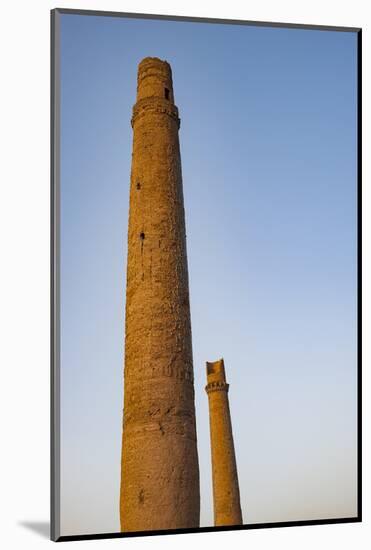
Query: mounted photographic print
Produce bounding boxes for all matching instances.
[51,8,361,542]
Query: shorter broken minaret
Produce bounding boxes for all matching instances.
[205,358,243,526]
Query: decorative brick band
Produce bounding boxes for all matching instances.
[131,97,180,128]
[205,381,229,394]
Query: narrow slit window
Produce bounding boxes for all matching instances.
[164,88,170,100]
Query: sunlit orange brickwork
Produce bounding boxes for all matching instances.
[120,57,200,532]
[206,358,243,526]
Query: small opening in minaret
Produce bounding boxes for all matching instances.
[164,87,170,100]
[136,182,141,190]
[140,232,145,240]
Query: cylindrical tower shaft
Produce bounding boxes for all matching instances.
[205,359,243,526]
[120,57,200,532]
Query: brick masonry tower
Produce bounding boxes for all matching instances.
[205,358,243,526]
[120,57,200,532]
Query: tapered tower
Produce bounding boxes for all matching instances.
[120,57,200,532]
[205,358,243,526]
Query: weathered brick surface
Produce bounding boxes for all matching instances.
[206,359,243,526]
[120,58,200,532]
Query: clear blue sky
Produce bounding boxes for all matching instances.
[59,13,358,536]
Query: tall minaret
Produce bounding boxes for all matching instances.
[205,359,243,526]
[120,57,200,532]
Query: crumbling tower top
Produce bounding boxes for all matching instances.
[136,57,175,103]
[207,358,226,378]
[132,57,179,129]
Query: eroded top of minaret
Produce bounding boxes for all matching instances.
[138,56,172,72]
[136,56,174,103]
[206,358,226,383]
